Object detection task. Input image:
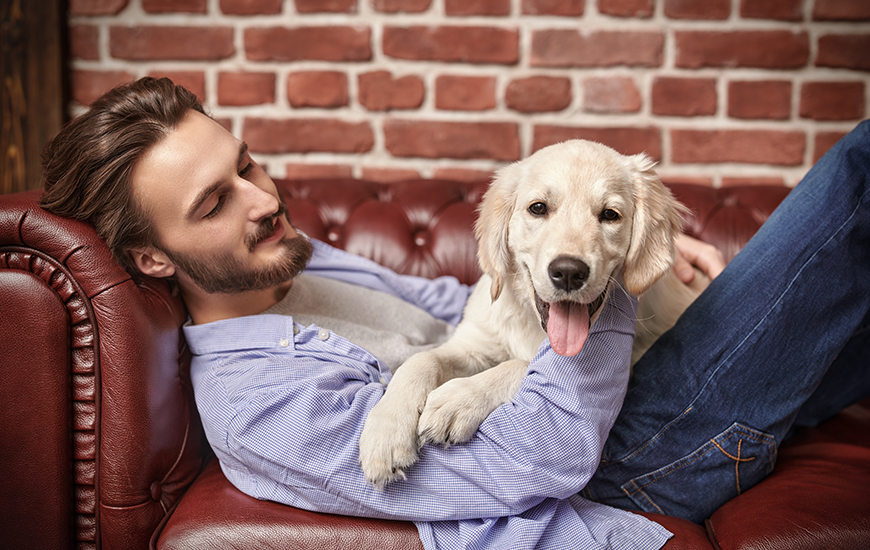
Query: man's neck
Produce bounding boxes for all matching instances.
[182,279,294,325]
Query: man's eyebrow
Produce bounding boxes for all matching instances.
[185,142,249,219]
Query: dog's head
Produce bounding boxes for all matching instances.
[475,140,688,355]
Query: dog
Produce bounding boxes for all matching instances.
[359,139,705,488]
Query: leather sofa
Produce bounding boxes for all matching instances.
[2,177,868,550]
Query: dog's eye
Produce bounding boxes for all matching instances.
[600,209,620,222]
[528,202,548,216]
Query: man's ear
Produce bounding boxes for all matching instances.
[129,247,176,278]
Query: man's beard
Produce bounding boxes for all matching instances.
[159,207,314,294]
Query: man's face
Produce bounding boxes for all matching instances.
[131,110,312,294]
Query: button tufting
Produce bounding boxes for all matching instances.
[413,231,429,247]
[327,228,341,242]
[150,481,162,501]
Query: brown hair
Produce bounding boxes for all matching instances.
[40,77,205,274]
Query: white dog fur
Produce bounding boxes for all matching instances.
[359,140,704,488]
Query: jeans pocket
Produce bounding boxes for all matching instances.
[620,422,777,523]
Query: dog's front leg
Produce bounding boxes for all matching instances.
[359,351,445,488]
[418,359,528,447]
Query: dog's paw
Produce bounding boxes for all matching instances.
[359,398,422,488]
[418,377,495,447]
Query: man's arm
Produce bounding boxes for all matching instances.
[200,284,635,523]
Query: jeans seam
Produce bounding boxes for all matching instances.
[601,406,694,466]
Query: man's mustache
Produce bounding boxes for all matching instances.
[246,203,289,252]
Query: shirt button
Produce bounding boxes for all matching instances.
[379,377,387,386]
[318,328,330,341]
[279,338,290,348]
[293,325,300,335]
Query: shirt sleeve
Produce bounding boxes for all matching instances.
[208,285,637,523]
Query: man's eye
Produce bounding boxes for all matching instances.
[205,195,226,219]
[239,162,254,178]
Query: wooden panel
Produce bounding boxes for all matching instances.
[1,0,65,194]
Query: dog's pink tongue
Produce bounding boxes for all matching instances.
[547,301,590,356]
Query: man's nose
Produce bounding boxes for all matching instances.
[241,180,280,221]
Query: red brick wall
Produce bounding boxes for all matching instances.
[69,0,870,186]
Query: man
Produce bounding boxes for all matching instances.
[41,78,870,549]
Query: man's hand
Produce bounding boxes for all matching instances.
[674,234,726,284]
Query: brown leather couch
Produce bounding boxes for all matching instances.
[2,178,868,550]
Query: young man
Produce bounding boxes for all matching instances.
[41,78,870,549]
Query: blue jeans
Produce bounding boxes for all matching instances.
[585,119,870,522]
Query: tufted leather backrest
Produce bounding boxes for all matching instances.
[0,178,790,550]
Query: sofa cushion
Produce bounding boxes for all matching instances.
[154,459,424,550]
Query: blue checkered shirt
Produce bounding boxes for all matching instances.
[185,240,672,550]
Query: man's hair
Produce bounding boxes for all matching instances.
[40,77,205,274]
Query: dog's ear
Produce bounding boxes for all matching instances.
[623,154,690,295]
[475,162,520,301]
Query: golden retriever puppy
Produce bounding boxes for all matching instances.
[359,140,702,488]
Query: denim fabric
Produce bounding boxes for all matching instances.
[586,119,870,523]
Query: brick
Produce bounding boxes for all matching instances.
[583,76,641,114]
[110,26,234,60]
[665,0,730,20]
[505,76,571,112]
[597,0,654,17]
[148,71,206,101]
[813,0,870,21]
[435,75,497,111]
[372,0,431,12]
[361,167,422,182]
[659,176,715,187]
[523,0,584,15]
[143,0,206,13]
[432,167,495,182]
[384,120,520,160]
[721,176,786,187]
[70,25,99,60]
[244,118,373,154]
[675,31,809,69]
[446,0,510,15]
[816,34,870,71]
[218,72,275,106]
[813,131,848,163]
[285,164,353,180]
[740,0,803,20]
[245,27,371,62]
[70,0,128,16]
[383,26,519,65]
[800,81,865,121]
[728,80,791,120]
[671,129,805,165]
[533,126,662,160]
[287,71,349,109]
[532,30,663,67]
[652,77,716,117]
[295,0,357,13]
[71,70,135,106]
[358,71,425,111]
[220,0,282,14]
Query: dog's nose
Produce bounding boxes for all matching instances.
[548,257,589,292]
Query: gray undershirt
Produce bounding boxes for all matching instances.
[262,274,454,372]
